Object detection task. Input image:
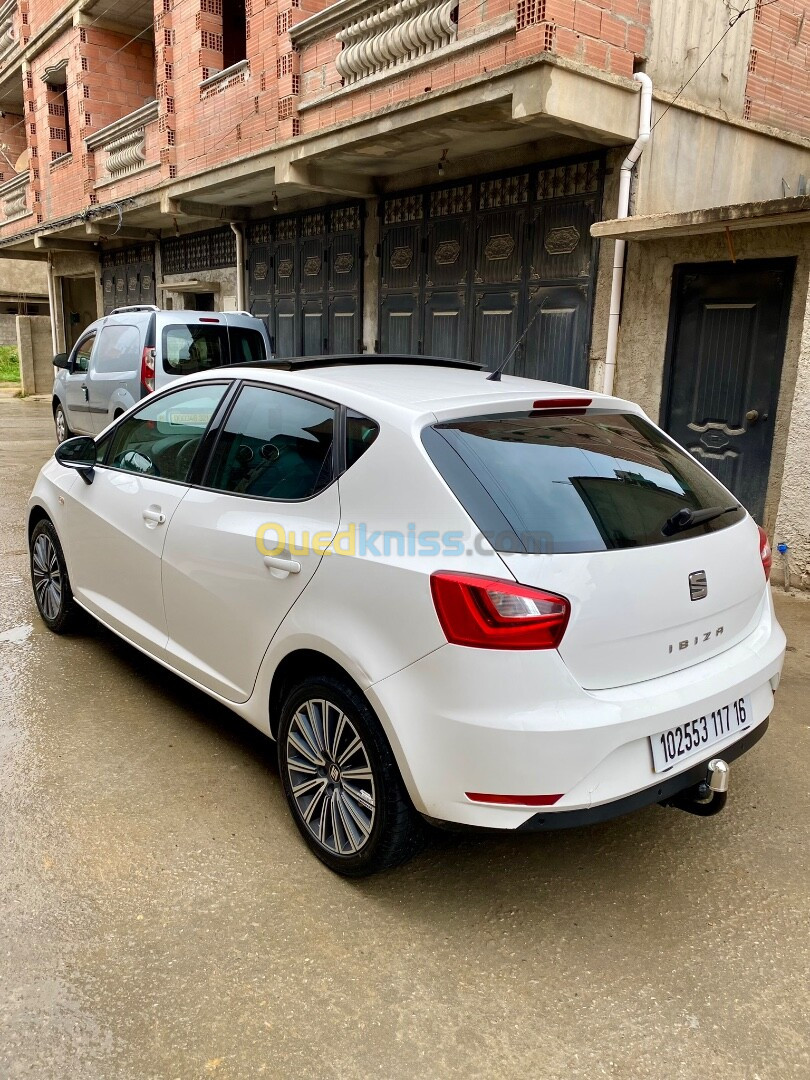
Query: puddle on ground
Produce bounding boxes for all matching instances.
[0,623,33,644]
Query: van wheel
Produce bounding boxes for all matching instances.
[30,519,78,634]
[54,404,71,444]
[278,675,424,876]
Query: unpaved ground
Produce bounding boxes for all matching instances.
[1,396,808,1080]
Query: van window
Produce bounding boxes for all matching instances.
[95,324,140,373]
[229,326,266,364]
[72,332,96,374]
[163,324,229,375]
[423,410,746,554]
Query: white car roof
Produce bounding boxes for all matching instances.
[179,362,638,426]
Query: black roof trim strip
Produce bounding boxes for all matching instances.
[236,354,484,372]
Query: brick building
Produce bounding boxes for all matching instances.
[1,0,810,580]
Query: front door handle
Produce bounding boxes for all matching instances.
[264,555,301,575]
[142,508,166,525]
[82,383,89,401]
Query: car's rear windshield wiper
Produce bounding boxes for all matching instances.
[661,504,740,537]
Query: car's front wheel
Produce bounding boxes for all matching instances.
[54,403,71,444]
[30,519,78,633]
[278,675,423,876]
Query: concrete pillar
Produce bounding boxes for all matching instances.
[16,316,35,395]
[363,198,380,353]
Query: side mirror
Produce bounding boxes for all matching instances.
[53,353,69,370]
[55,436,97,485]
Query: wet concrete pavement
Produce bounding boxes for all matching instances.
[0,396,808,1080]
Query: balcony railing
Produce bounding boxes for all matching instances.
[85,100,159,184]
[336,0,458,84]
[0,170,28,221]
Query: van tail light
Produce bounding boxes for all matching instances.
[140,346,156,393]
[430,571,570,650]
[758,526,772,581]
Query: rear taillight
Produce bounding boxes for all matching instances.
[758,526,772,581]
[430,571,570,650]
[140,346,156,393]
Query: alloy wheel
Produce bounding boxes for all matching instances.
[31,533,63,622]
[285,698,376,856]
[55,409,67,443]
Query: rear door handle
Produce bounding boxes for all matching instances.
[82,383,89,401]
[264,555,301,575]
[142,508,166,525]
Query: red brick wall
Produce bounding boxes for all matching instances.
[28,30,85,223]
[79,27,155,137]
[26,0,69,37]
[745,0,810,138]
[167,0,315,181]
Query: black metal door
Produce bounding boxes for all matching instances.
[101,246,155,315]
[247,205,363,358]
[663,259,794,522]
[379,157,602,384]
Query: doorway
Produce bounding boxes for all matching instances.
[662,258,795,523]
[62,276,98,351]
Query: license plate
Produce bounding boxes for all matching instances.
[650,695,752,773]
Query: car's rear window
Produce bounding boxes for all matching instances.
[229,326,266,364]
[423,410,746,554]
[163,324,229,375]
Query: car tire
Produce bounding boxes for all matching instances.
[278,675,424,876]
[30,519,78,634]
[54,403,71,444]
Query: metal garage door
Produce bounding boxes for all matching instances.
[379,157,603,386]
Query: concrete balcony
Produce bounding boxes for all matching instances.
[85,100,159,186]
[0,169,29,222]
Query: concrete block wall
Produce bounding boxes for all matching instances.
[16,315,54,396]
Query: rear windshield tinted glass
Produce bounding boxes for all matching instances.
[423,411,746,554]
[229,326,266,364]
[163,324,228,375]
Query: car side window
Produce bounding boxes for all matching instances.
[205,384,335,500]
[106,383,227,483]
[346,410,379,468]
[95,324,141,373]
[73,332,97,374]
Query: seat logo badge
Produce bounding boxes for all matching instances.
[689,570,708,601]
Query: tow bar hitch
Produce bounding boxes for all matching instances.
[667,758,730,817]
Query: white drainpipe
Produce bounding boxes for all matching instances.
[230,222,246,311]
[602,72,653,398]
[46,254,59,355]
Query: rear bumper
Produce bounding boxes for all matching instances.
[367,591,785,829]
[515,718,768,831]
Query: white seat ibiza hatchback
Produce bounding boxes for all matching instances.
[28,357,785,875]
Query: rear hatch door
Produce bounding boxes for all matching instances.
[423,406,766,690]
